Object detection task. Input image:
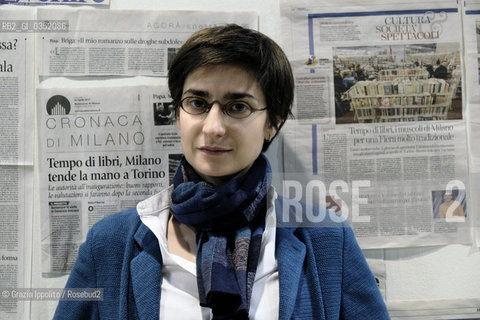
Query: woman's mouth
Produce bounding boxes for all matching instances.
[198,146,232,156]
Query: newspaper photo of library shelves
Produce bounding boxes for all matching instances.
[334,43,462,124]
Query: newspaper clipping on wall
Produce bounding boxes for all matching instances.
[37,78,182,276]
[280,0,471,249]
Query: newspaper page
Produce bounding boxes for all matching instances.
[463,0,480,245]
[280,0,471,248]
[0,7,35,320]
[36,77,184,276]
[36,8,258,77]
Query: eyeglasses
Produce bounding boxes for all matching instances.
[178,96,267,119]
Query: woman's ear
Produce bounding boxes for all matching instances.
[264,119,282,142]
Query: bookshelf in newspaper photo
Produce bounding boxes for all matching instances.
[347,78,452,123]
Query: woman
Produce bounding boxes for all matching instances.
[54,25,389,319]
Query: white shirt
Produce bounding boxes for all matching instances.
[137,186,279,320]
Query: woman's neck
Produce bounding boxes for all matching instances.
[167,215,196,262]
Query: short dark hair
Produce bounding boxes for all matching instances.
[168,24,294,151]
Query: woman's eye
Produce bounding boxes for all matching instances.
[189,99,207,109]
[228,102,249,113]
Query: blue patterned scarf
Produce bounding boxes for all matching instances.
[171,154,271,319]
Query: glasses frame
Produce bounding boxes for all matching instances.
[178,96,268,119]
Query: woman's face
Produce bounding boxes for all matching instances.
[177,64,277,186]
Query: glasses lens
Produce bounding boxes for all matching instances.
[181,97,208,115]
[180,97,265,119]
[225,101,253,119]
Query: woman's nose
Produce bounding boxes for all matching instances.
[202,103,227,137]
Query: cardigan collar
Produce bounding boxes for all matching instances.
[131,222,162,320]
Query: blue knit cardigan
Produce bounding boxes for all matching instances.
[53,195,390,320]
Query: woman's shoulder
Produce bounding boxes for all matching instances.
[289,222,353,251]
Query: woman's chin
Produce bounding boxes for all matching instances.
[195,166,252,187]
